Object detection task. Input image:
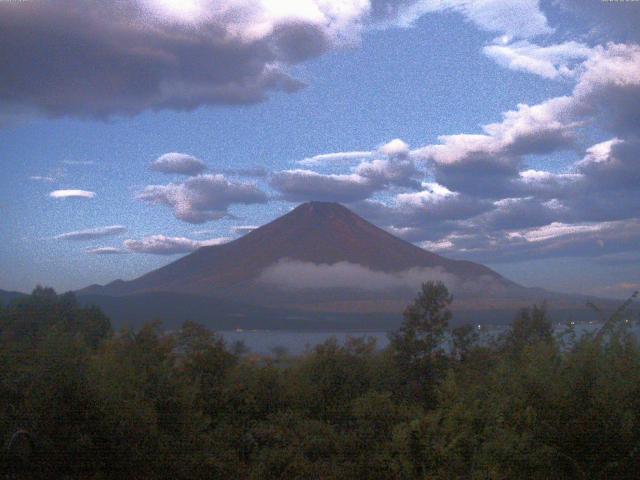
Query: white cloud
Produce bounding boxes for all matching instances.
[138,174,267,223]
[443,0,553,39]
[510,221,610,243]
[258,258,458,291]
[124,234,231,255]
[49,189,96,199]
[414,95,577,170]
[258,258,507,295]
[378,138,410,157]
[55,225,127,241]
[483,40,592,79]
[150,152,207,176]
[389,0,552,39]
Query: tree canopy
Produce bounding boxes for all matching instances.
[1,285,639,479]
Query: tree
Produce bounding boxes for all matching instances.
[390,281,453,404]
[451,323,479,361]
[503,304,553,354]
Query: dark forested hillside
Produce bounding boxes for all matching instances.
[1,286,639,479]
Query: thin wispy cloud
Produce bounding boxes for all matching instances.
[86,247,129,255]
[55,225,127,241]
[124,235,230,255]
[61,160,95,166]
[29,176,56,183]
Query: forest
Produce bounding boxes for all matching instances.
[1,284,639,479]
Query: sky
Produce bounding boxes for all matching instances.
[0,0,639,298]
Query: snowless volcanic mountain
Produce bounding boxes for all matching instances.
[79,202,602,329]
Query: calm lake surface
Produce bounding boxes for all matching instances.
[219,322,640,355]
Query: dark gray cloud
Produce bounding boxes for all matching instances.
[138,174,267,223]
[351,186,493,241]
[271,169,379,203]
[0,1,353,119]
[150,153,207,176]
[55,225,127,241]
[271,143,422,202]
[220,166,269,178]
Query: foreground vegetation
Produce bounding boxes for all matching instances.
[1,284,639,479]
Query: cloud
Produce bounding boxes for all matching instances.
[298,151,373,166]
[378,0,552,39]
[271,169,377,203]
[556,0,640,43]
[427,219,640,263]
[29,176,56,183]
[355,157,421,189]
[573,43,640,134]
[273,139,420,202]
[441,0,553,39]
[0,0,557,121]
[137,174,267,223]
[350,185,492,242]
[49,189,96,199]
[124,234,230,255]
[418,95,577,164]
[258,258,458,291]
[0,0,376,119]
[150,152,207,176]
[378,138,410,157]
[86,247,129,255]
[61,160,95,166]
[55,225,127,241]
[220,166,269,178]
[483,40,593,79]
[258,258,507,296]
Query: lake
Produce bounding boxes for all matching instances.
[219,321,640,355]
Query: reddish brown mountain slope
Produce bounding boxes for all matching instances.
[83,201,514,299]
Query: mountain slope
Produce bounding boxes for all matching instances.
[81,202,514,298]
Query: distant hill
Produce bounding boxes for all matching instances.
[0,289,26,305]
[78,202,613,330]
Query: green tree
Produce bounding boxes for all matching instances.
[390,281,452,404]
